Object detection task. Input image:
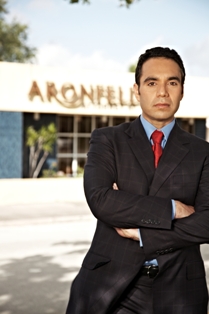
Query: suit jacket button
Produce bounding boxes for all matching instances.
[156,250,164,255]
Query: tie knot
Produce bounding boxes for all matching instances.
[151,130,164,144]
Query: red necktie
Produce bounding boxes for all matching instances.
[151,130,164,168]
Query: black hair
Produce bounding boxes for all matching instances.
[135,47,186,87]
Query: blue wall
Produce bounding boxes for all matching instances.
[0,112,23,178]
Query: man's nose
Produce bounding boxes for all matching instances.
[157,84,168,97]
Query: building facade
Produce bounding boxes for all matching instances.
[0,62,209,178]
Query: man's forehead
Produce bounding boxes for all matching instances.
[142,57,181,71]
[140,57,182,78]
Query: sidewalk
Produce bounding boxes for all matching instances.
[0,177,85,205]
[0,177,91,224]
[0,179,95,314]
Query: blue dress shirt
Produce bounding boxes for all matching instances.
[139,115,176,265]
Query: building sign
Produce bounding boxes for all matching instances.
[28,81,139,109]
[1,62,209,118]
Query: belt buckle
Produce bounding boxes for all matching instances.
[147,265,158,278]
[147,265,152,278]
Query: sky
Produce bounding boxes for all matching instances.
[5,0,209,77]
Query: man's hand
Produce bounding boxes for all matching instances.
[115,228,139,241]
[113,182,139,241]
[113,183,195,239]
[174,200,195,219]
[113,183,118,190]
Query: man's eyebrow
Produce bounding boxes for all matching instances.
[143,76,181,83]
[168,76,181,82]
[143,77,158,83]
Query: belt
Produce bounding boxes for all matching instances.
[140,265,159,278]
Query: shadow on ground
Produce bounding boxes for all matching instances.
[0,240,91,314]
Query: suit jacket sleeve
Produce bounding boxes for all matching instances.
[140,151,209,260]
[84,128,172,230]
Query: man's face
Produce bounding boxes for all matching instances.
[133,57,184,128]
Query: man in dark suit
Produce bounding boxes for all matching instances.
[66,47,209,314]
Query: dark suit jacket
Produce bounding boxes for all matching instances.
[66,117,209,314]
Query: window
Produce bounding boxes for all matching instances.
[57,137,73,154]
[78,137,90,153]
[58,158,72,175]
[59,116,73,133]
[113,117,126,126]
[77,116,91,133]
[95,116,109,128]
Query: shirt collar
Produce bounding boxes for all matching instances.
[140,114,175,142]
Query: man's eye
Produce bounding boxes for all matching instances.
[148,82,155,86]
[170,81,178,86]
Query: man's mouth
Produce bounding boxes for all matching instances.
[154,103,170,108]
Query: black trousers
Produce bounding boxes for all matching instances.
[112,273,154,314]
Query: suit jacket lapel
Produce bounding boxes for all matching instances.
[125,117,155,185]
[149,123,190,196]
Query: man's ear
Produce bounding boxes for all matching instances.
[133,83,140,102]
[180,85,184,100]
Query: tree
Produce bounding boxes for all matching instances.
[128,63,136,72]
[26,123,57,178]
[66,0,139,8]
[0,0,36,62]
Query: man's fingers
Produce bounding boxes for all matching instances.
[115,228,124,237]
[115,228,139,241]
[175,200,195,219]
[113,183,119,190]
